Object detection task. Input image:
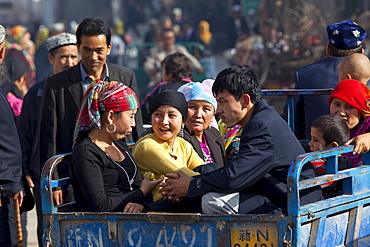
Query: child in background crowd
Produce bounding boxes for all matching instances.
[308,114,352,198]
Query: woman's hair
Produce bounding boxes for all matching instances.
[161,53,193,80]
[312,114,349,146]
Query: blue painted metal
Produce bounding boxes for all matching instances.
[261,88,333,132]
[287,146,370,246]
[41,146,370,246]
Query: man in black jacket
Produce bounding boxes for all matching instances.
[39,17,143,205]
[18,32,78,246]
[0,23,24,246]
[160,66,322,214]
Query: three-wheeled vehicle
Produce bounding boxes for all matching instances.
[41,90,370,246]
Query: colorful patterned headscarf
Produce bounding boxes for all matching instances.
[8,25,27,44]
[73,80,139,142]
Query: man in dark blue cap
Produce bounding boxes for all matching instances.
[283,19,367,144]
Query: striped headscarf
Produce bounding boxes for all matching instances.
[73,80,139,142]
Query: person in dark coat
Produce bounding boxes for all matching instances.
[159,66,322,215]
[0,23,24,247]
[18,32,78,246]
[284,19,367,141]
[225,4,249,49]
[39,17,143,204]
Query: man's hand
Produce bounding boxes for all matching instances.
[53,190,63,205]
[26,175,35,188]
[9,190,23,207]
[158,171,192,202]
[346,133,370,154]
[123,202,144,213]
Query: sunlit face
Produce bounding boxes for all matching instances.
[151,105,183,147]
[308,127,327,152]
[49,45,79,74]
[186,100,214,135]
[111,109,137,140]
[78,34,111,78]
[329,98,362,130]
[216,90,245,128]
[162,31,176,51]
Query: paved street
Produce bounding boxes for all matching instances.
[26,206,38,246]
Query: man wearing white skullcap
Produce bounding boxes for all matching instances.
[17,32,79,246]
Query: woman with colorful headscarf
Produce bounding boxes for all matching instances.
[329,79,370,167]
[71,80,162,212]
[177,80,228,167]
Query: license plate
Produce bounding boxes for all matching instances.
[230,222,278,247]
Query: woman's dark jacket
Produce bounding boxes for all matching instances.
[183,127,228,167]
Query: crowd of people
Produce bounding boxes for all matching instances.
[1,11,370,247]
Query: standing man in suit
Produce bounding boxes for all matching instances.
[39,17,143,204]
[18,32,78,246]
[0,24,24,247]
[284,19,367,141]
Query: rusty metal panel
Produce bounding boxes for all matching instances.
[117,220,219,246]
[318,212,348,246]
[299,222,311,247]
[359,205,370,241]
[59,219,110,246]
[45,213,290,247]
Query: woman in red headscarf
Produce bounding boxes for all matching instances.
[71,80,162,212]
[329,79,370,167]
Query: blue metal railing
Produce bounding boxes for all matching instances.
[261,88,333,133]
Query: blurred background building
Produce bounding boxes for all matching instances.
[2,0,370,89]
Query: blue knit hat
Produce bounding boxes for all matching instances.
[327,19,367,49]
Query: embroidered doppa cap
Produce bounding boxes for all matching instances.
[46,32,77,52]
[0,24,6,44]
[329,79,370,117]
[177,79,217,110]
[327,19,367,49]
